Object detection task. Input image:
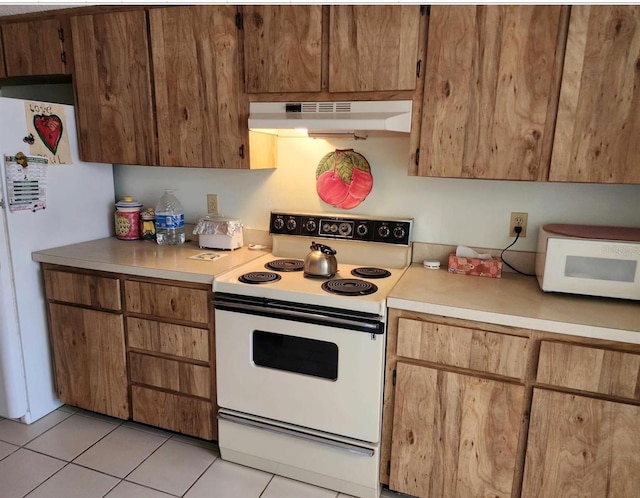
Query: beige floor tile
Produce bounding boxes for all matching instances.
[25,412,119,461]
[0,440,18,460]
[105,481,179,498]
[184,459,272,498]
[57,405,80,414]
[262,475,339,498]
[126,439,217,496]
[122,420,174,438]
[25,463,119,498]
[0,448,65,498]
[0,409,72,446]
[170,433,220,452]
[74,425,168,478]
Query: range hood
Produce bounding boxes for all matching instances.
[248,100,412,138]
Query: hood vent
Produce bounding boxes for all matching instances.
[249,100,412,137]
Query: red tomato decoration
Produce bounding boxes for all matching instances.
[315,170,350,206]
[315,149,373,209]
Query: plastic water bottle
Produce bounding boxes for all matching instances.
[154,189,185,245]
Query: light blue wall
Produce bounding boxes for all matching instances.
[114,136,640,252]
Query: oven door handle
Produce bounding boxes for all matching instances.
[218,411,375,457]
[214,300,383,334]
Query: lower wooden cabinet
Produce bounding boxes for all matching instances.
[125,278,216,439]
[48,303,128,419]
[44,265,216,440]
[390,362,524,498]
[383,309,640,498]
[131,386,213,440]
[521,389,640,498]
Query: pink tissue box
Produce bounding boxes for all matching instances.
[448,254,502,278]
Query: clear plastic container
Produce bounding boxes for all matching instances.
[154,189,185,245]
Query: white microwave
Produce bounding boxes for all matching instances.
[535,224,640,301]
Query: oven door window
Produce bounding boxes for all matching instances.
[252,330,338,380]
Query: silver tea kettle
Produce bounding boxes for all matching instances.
[304,242,338,277]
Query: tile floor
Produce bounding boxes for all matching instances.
[0,406,399,498]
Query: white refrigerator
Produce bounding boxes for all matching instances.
[0,96,115,423]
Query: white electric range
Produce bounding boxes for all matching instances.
[213,211,412,498]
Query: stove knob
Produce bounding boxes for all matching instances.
[273,218,284,230]
[286,218,297,231]
[304,220,317,233]
[356,223,368,236]
[338,223,352,236]
[393,226,406,239]
[330,224,338,233]
[378,225,390,238]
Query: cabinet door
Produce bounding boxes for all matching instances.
[522,389,640,497]
[243,5,322,93]
[416,6,563,179]
[2,19,67,76]
[150,6,246,168]
[329,5,421,92]
[49,303,128,419]
[390,361,524,498]
[550,6,640,183]
[71,10,156,165]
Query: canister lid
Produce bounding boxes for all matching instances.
[116,196,143,209]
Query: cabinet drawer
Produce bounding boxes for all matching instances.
[396,318,529,379]
[124,281,209,324]
[129,352,210,398]
[44,270,121,310]
[537,341,640,401]
[131,386,213,439]
[127,317,209,362]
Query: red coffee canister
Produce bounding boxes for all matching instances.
[115,196,143,240]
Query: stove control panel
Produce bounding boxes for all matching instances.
[270,212,412,246]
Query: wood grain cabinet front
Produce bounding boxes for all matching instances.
[43,267,128,419]
[1,18,68,77]
[70,10,156,165]
[241,5,422,94]
[381,310,532,498]
[549,5,640,184]
[413,5,566,180]
[521,389,640,497]
[149,6,247,168]
[124,278,216,440]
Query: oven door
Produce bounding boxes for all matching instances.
[214,294,386,443]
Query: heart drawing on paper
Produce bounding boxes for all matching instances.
[33,114,63,154]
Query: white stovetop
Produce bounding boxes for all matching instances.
[214,253,407,316]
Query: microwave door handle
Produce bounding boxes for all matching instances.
[218,412,375,457]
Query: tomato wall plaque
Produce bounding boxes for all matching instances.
[315,149,373,209]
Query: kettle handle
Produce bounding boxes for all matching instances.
[311,242,336,255]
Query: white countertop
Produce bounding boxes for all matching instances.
[388,264,640,344]
[32,237,270,284]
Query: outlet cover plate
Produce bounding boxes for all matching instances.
[509,212,528,237]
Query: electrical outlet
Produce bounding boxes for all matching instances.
[509,212,528,237]
[207,194,219,215]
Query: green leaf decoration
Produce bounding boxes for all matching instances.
[315,149,371,185]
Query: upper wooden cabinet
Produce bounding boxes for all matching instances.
[241,5,422,94]
[71,10,157,165]
[150,6,246,168]
[414,5,565,180]
[550,5,640,184]
[1,18,68,77]
[329,5,421,93]
[243,5,322,93]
